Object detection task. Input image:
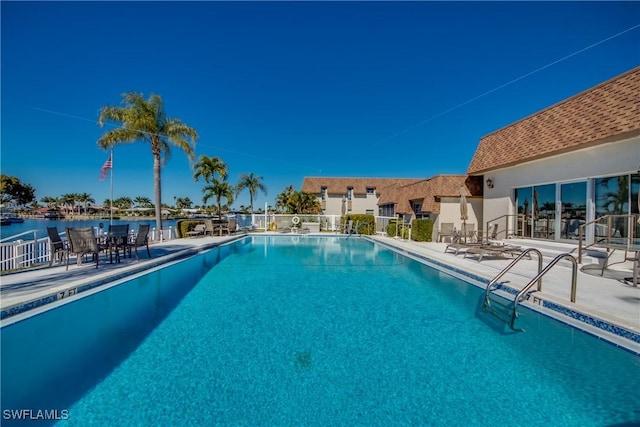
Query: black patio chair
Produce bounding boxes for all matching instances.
[66,227,103,270]
[127,224,151,260]
[47,227,67,267]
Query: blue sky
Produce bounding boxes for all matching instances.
[2,1,639,210]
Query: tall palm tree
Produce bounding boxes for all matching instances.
[98,92,198,232]
[203,180,234,234]
[193,155,227,183]
[236,172,267,214]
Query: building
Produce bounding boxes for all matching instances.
[377,175,483,240]
[301,177,421,216]
[467,66,640,243]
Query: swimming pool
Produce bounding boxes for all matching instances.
[2,236,639,426]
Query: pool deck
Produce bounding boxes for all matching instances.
[1,233,639,353]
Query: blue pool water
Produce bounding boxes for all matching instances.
[2,236,640,426]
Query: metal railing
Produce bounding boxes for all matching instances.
[483,249,578,330]
[577,214,639,263]
[485,214,524,240]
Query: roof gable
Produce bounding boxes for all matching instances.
[468,67,640,174]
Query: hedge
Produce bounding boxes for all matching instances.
[411,218,433,242]
[343,214,375,235]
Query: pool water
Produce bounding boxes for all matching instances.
[2,236,639,426]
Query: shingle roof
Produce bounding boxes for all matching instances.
[468,67,640,174]
[301,177,422,195]
[378,175,482,215]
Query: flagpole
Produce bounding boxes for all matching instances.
[110,148,114,226]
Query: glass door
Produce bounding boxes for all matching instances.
[560,181,587,240]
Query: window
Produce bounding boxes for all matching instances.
[410,201,422,214]
[366,209,374,215]
[379,204,394,217]
[560,181,586,239]
[366,187,375,195]
[347,187,353,200]
[321,186,327,200]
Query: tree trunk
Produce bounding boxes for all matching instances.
[154,153,163,238]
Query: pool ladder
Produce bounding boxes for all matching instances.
[482,249,578,330]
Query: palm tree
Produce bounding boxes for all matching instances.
[134,196,153,208]
[77,192,95,214]
[193,155,227,183]
[60,193,78,215]
[176,197,193,209]
[98,92,198,233]
[41,196,59,209]
[236,172,267,214]
[203,180,234,234]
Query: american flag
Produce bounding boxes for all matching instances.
[99,154,112,181]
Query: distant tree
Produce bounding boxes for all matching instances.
[275,185,320,214]
[236,172,267,214]
[134,196,153,208]
[41,196,60,209]
[59,193,78,214]
[114,196,133,210]
[77,192,95,213]
[275,185,295,213]
[0,175,36,206]
[98,92,198,232]
[176,197,193,209]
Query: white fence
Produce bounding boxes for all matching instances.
[0,216,398,271]
[0,226,174,272]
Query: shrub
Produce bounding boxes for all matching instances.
[177,219,204,238]
[343,214,375,235]
[411,218,433,242]
[386,220,410,239]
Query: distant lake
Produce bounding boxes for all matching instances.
[0,218,178,242]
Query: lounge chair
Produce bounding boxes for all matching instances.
[186,224,206,238]
[463,244,523,262]
[47,227,67,267]
[127,224,151,260]
[66,227,104,270]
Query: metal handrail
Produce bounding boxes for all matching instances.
[485,214,525,240]
[512,253,578,329]
[484,248,544,301]
[578,214,638,263]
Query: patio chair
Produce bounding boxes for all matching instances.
[204,219,216,236]
[66,227,103,270]
[108,224,130,263]
[438,222,454,242]
[219,219,237,235]
[186,224,206,238]
[47,227,67,267]
[127,224,151,260]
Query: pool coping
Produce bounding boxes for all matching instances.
[370,237,640,356]
[0,236,246,323]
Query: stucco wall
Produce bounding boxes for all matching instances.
[437,197,483,237]
[482,136,640,237]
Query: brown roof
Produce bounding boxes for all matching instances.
[468,67,640,174]
[378,175,482,215]
[301,177,421,195]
